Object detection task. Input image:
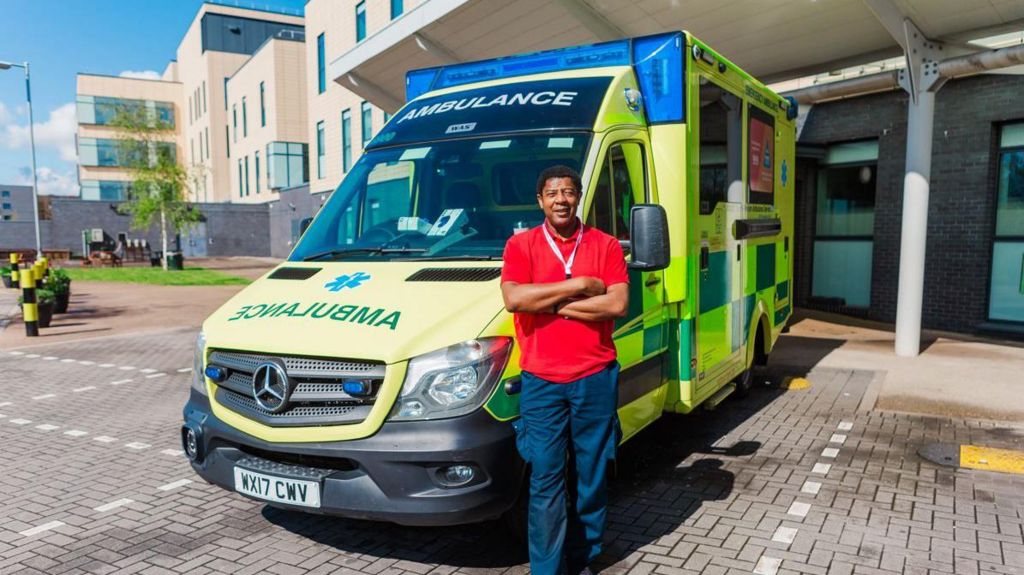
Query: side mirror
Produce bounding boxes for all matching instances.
[628,204,670,271]
[299,217,314,237]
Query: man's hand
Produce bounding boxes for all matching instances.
[557,283,629,322]
[502,276,605,314]
[574,276,606,297]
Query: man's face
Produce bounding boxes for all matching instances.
[537,176,581,230]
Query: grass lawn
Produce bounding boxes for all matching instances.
[64,266,250,286]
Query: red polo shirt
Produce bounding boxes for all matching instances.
[501,220,628,383]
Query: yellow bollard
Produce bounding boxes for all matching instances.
[8,253,19,289]
[22,266,39,337]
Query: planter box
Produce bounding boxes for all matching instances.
[54,292,70,314]
[1,275,10,289]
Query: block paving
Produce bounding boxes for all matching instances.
[0,328,1021,574]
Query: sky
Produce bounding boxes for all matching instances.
[0,0,306,195]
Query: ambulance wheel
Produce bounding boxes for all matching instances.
[732,368,754,398]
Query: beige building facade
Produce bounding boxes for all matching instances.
[304,0,419,196]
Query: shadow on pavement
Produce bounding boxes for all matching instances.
[263,382,787,570]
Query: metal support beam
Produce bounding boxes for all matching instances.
[341,73,404,114]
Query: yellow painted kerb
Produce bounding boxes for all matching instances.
[960,445,1024,475]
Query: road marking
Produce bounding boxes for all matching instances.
[177,368,192,373]
[0,414,6,418]
[754,556,782,575]
[781,377,811,390]
[0,401,11,407]
[98,363,115,368]
[158,479,193,491]
[139,368,157,373]
[771,526,798,544]
[960,445,1024,475]
[64,430,88,437]
[821,447,840,458]
[125,442,151,450]
[60,358,76,363]
[32,393,56,400]
[145,373,166,379]
[78,360,95,366]
[94,498,134,512]
[161,449,185,457]
[812,463,831,475]
[19,521,65,537]
[10,419,32,425]
[93,436,117,443]
[801,481,822,495]
[73,386,97,392]
[25,354,39,358]
[787,501,811,518]
[9,351,24,355]
[119,366,135,371]
[829,434,847,444]
[109,379,133,386]
[35,424,59,431]
[43,356,57,361]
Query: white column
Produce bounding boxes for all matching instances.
[894,91,935,357]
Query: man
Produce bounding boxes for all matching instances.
[501,165,629,575]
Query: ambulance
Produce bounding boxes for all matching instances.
[182,31,796,525]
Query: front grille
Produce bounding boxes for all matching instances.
[208,349,384,427]
[406,267,502,282]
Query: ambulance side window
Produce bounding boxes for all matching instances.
[588,142,647,240]
[699,79,741,214]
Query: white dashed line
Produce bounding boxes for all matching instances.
[0,414,6,419]
[821,447,840,458]
[177,368,192,373]
[787,501,811,518]
[32,393,56,400]
[812,463,831,475]
[25,354,39,358]
[145,373,166,379]
[10,419,32,425]
[78,360,95,366]
[125,442,151,450]
[93,436,117,443]
[801,481,822,495]
[64,430,88,437]
[754,556,782,575]
[0,401,11,407]
[109,379,133,386]
[139,368,157,374]
[837,421,853,431]
[42,356,57,361]
[35,424,59,431]
[60,358,76,363]
[119,366,135,371]
[98,363,114,368]
[9,351,24,356]
[73,386,96,392]
[158,479,193,491]
[161,449,185,457]
[19,521,65,537]
[771,526,798,544]
[829,434,847,444]
[94,498,134,513]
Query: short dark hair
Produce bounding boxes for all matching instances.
[536,165,582,196]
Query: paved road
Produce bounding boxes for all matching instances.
[1,328,1022,575]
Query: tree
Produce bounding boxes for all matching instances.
[110,104,202,270]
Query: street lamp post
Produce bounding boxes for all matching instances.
[0,60,43,260]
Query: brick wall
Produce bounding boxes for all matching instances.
[797,74,1024,333]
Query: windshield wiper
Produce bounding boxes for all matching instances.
[302,247,426,261]
[399,255,503,261]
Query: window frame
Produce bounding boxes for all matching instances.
[316,120,326,180]
[342,109,352,173]
[316,33,326,94]
[355,2,367,42]
[696,76,742,216]
[586,137,650,241]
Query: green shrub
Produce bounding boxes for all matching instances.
[48,268,71,296]
[19,288,54,305]
[0,266,10,276]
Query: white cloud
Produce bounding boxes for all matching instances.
[0,102,10,124]
[0,102,78,162]
[16,166,79,196]
[118,70,162,80]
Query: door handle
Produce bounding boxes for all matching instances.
[644,275,662,289]
[700,246,709,271]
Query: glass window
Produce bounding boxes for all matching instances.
[1,190,9,197]
[242,97,248,138]
[989,122,1024,322]
[698,79,741,215]
[189,96,193,125]
[391,0,403,19]
[199,12,304,55]
[80,180,131,201]
[317,33,326,94]
[233,105,238,143]
[291,133,591,262]
[259,81,266,127]
[245,155,250,196]
[255,151,261,194]
[355,2,366,42]
[361,102,372,148]
[316,121,325,179]
[2,203,11,210]
[76,96,175,128]
[78,138,173,167]
[224,77,229,110]
[587,143,646,240]
[995,149,1024,237]
[205,127,210,160]
[225,125,231,158]
[238,159,243,197]
[342,109,352,173]
[267,141,310,189]
[202,80,207,114]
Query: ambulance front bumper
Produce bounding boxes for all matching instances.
[181,391,525,526]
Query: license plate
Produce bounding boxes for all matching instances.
[233,467,321,508]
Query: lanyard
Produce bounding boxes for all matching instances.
[541,220,584,279]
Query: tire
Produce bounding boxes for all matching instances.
[732,366,754,397]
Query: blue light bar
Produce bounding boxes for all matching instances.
[403,32,687,124]
[632,32,684,124]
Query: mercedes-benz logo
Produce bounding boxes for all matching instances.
[252,362,291,413]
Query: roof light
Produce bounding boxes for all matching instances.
[633,32,684,124]
[406,68,440,102]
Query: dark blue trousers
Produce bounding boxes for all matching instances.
[513,362,620,575]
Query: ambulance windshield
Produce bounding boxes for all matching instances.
[290,133,591,262]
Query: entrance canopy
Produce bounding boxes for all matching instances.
[329,0,1024,112]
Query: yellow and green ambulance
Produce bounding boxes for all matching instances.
[182,31,795,525]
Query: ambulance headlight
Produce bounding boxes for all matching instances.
[393,337,512,421]
[191,331,208,396]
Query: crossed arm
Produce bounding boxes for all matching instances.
[501,277,629,322]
